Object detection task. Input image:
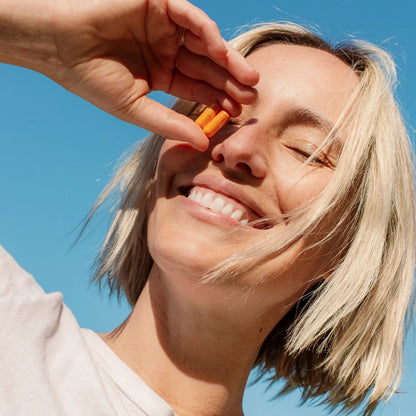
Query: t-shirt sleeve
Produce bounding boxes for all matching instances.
[0,246,66,414]
[0,246,117,415]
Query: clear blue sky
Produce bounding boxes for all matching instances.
[0,1,414,415]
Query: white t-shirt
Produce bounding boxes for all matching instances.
[0,246,176,416]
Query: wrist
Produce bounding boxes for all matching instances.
[0,0,60,75]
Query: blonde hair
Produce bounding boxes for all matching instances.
[91,23,415,415]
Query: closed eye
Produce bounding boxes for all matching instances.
[286,145,332,167]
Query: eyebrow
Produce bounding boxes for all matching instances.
[285,107,343,152]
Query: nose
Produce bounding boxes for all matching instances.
[210,125,267,179]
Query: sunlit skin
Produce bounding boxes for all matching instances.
[103,44,359,416]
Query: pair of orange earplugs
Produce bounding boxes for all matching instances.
[195,104,230,138]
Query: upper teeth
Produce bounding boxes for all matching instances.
[187,187,248,226]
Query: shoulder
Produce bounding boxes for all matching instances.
[0,244,66,347]
[0,246,108,414]
[0,244,46,299]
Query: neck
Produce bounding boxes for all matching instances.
[103,265,287,416]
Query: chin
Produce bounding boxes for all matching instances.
[147,222,233,281]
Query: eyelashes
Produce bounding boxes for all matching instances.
[285,144,331,167]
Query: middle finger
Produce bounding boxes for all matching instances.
[175,48,257,105]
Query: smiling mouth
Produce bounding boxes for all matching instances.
[180,186,266,228]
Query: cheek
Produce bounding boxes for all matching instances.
[158,140,201,173]
[272,160,333,212]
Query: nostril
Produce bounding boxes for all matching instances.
[236,162,252,174]
[213,152,224,163]
[211,136,266,179]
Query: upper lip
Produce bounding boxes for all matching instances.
[181,175,267,223]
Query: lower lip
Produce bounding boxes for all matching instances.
[179,195,252,230]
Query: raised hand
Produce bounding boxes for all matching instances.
[0,0,259,149]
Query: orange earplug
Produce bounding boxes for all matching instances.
[195,104,230,138]
[202,110,231,138]
[195,104,220,128]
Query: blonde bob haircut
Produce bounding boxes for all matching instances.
[91,23,415,416]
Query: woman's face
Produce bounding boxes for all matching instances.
[147,44,357,306]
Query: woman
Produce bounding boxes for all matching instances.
[0,1,414,416]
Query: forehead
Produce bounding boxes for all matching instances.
[245,44,359,130]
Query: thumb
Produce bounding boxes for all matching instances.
[120,96,209,150]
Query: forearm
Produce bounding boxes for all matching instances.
[0,0,58,75]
